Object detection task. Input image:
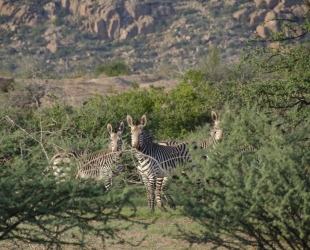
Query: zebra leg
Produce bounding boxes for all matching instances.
[103,171,113,192]
[142,175,156,213]
[155,177,166,211]
[104,180,112,192]
[162,177,176,210]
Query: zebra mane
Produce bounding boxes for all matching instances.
[141,126,154,143]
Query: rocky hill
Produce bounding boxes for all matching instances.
[0,0,307,77]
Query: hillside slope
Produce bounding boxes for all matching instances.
[0,0,306,77]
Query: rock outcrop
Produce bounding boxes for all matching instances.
[1,0,304,43]
[0,0,174,42]
[233,0,305,39]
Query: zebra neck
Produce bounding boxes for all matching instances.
[138,143,157,154]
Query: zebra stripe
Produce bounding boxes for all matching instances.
[127,114,191,212]
[238,145,260,169]
[47,122,124,191]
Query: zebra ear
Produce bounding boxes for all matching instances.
[127,115,133,127]
[107,123,113,134]
[119,122,124,133]
[211,111,218,122]
[141,115,147,126]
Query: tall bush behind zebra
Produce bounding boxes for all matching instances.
[157,110,260,200]
[45,122,124,191]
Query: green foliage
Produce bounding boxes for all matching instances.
[197,46,254,83]
[53,16,64,26]
[0,15,9,24]
[234,3,310,126]
[175,107,310,249]
[93,60,130,77]
[53,47,74,59]
[0,110,137,248]
[0,157,134,247]
[1,4,310,246]
[96,77,217,139]
[56,7,68,19]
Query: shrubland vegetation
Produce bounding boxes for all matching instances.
[1,2,310,249]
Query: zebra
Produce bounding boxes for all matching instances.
[47,122,124,191]
[127,114,192,212]
[199,110,223,152]
[200,111,259,162]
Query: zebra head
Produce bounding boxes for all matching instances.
[211,111,223,143]
[127,115,150,150]
[200,111,223,149]
[107,122,124,152]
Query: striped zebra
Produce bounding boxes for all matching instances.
[47,122,124,191]
[199,111,223,152]
[200,111,259,161]
[127,114,192,212]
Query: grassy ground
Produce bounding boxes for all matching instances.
[0,194,227,250]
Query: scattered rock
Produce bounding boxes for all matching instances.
[264,10,277,22]
[233,8,249,20]
[292,6,305,17]
[43,2,58,20]
[256,25,270,38]
[264,20,280,34]
[249,9,268,24]
[46,39,62,53]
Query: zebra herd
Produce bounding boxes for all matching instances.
[46,111,251,212]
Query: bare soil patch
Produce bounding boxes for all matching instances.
[43,74,180,106]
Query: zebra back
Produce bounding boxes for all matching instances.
[127,115,191,171]
[76,150,122,181]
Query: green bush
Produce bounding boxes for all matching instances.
[0,15,9,24]
[0,105,137,247]
[174,107,310,249]
[93,60,131,77]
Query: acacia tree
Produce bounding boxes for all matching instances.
[0,110,137,249]
[175,107,310,249]
[234,0,310,126]
[174,2,310,248]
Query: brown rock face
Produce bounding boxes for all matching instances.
[93,19,108,39]
[265,0,278,8]
[152,5,174,16]
[233,8,249,20]
[256,25,270,38]
[264,20,280,33]
[125,1,151,20]
[249,9,268,24]
[264,10,277,22]
[292,6,305,17]
[120,23,138,40]
[0,0,174,41]
[137,15,155,36]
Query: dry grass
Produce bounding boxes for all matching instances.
[0,203,229,250]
